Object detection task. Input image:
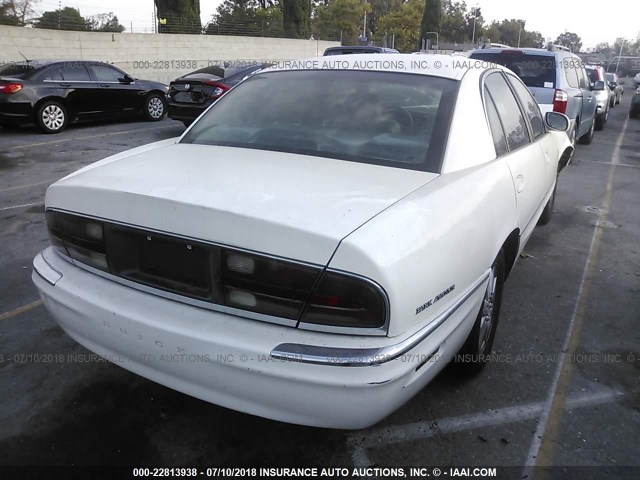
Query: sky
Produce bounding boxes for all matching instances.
[33,0,640,49]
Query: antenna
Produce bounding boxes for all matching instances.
[18,51,31,64]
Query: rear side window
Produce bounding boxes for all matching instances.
[506,74,545,139]
[470,52,556,89]
[484,72,530,151]
[564,65,579,88]
[39,67,63,81]
[484,87,508,156]
[577,67,589,89]
[61,65,91,81]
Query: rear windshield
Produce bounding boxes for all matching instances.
[470,52,556,88]
[0,64,35,78]
[606,73,615,81]
[181,70,458,173]
[586,68,601,83]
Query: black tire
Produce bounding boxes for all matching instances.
[578,118,595,145]
[538,178,557,226]
[594,114,605,131]
[453,250,506,375]
[631,110,638,119]
[35,100,68,134]
[143,93,167,121]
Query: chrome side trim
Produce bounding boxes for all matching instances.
[33,252,63,286]
[270,270,490,367]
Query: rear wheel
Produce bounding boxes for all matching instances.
[453,251,505,375]
[36,100,68,134]
[538,177,558,226]
[143,93,166,121]
[578,117,595,145]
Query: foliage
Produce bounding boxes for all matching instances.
[0,0,38,26]
[155,0,202,34]
[419,0,441,50]
[314,0,370,44]
[205,0,282,37]
[554,31,582,53]
[282,0,310,38]
[33,7,89,31]
[376,0,422,52]
[86,12,125,33]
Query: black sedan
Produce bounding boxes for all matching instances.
[168,64,266,126]
[0,60,168,134]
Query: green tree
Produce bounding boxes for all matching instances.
[366,0,402,41]
[419,0,441,50]
[282,0,310,38]
[314,0,370,44]
[555,31,582,52]
[439,0,470,43]
[33,7,89,31]
[0,0,39,26]
[155,0,201,34]
[86,12,125,32]
[205,0,282,37]
[377,0,422,52]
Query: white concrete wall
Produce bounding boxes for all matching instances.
[0,25,339,84]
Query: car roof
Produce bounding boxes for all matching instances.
[262,53,507,80]
[470,47,577,58]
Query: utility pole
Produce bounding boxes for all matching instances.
[614,40,625,76]
[471,4,479,46]
[517,21,525,48]
[153,0,157,34]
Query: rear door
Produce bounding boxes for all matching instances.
[57,63,100,119]
[576,65,596,136]
[484,71,547,241]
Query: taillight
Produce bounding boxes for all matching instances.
[1,83,23,94]
[553,89,568,114]
[46,211,108,272]
[301,271,387,329]
[206,81,230,98]
[45,211,388,331]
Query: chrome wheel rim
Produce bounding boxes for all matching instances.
[42,104,64,131]
[479,264,498,353]
[148,97,164,119]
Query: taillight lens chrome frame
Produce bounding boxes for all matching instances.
[46,210,389,335]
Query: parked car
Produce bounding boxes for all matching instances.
[168,64,266,127]
[606,73,624,106]
[630,87,640,118]
[33,55,573,429]
[470,44,598,146]
[323,46,399,55]
[0,60,168,133]
[585,65,611,130]
[634,72,640,87]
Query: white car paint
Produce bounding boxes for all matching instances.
[33,54,573,429]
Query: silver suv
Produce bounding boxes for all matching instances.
[470,44,598,146]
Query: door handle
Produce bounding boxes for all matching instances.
[515,175,525,193]
[99,83,111,87]
[59,83,71,87]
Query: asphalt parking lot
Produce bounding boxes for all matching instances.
[0,91,639,477]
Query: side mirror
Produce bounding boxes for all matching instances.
[592,80,605,91]
[609,82,617,88]
[120,74,134,83]
[545,112,569,132]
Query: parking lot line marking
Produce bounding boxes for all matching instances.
[348,388,623,466]
[0,299,43,322]
[580,160,640,169]
[0,180,53,193]
[0,201,44,212]
[9,125,177,150]
[523,116,629,476]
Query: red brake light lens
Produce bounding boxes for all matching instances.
[1,83,23,94]
[206,81,230,98]
[553,89,568,114]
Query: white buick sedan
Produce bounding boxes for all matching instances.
[32,55,573,429]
